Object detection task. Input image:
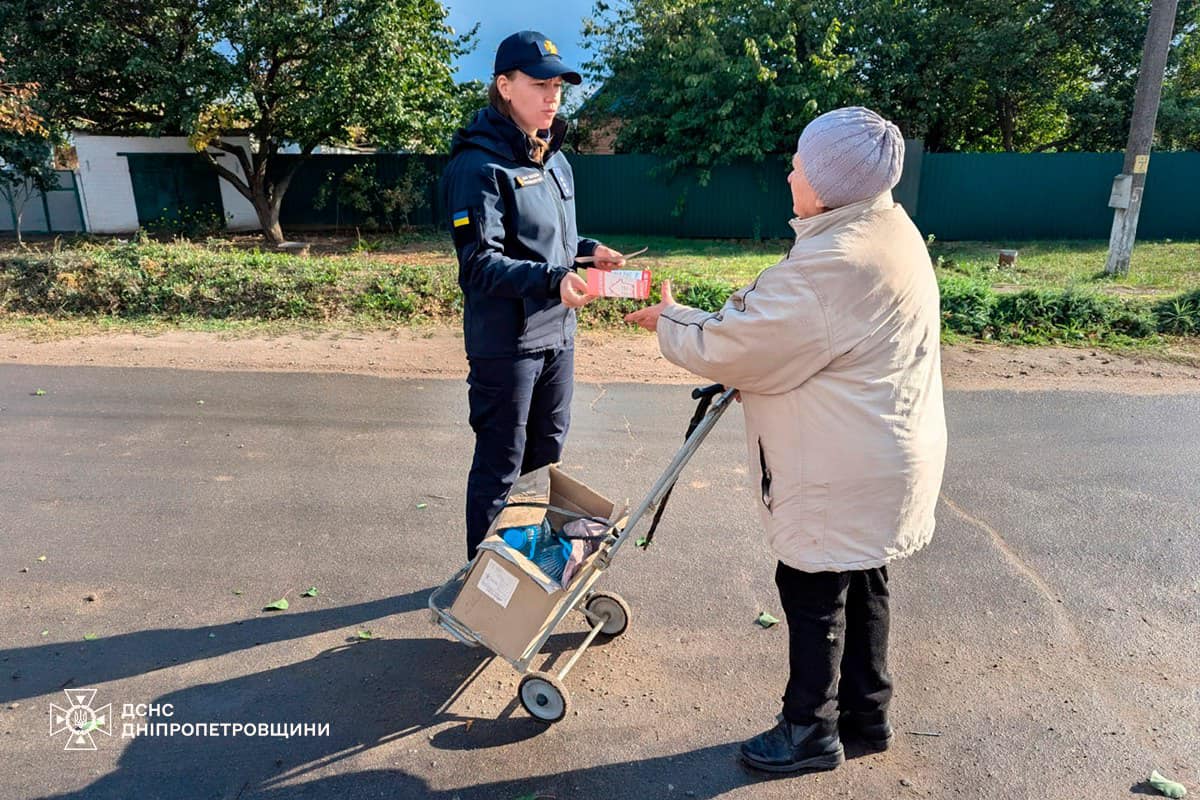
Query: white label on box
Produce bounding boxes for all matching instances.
[477,559,519,608]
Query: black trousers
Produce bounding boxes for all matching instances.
[774,561,893,735]
[464,348,574,561]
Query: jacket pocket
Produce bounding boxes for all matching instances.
[758,437,773,513]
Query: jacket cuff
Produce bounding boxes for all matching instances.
[547,266,572,295]
[577,238,600,259]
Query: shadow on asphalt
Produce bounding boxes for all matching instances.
[29,615,781,800]
[2,590,435,706]
[19,589,841,799]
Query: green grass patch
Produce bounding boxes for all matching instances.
[928,238,1200,294]
[3,233,1199,348]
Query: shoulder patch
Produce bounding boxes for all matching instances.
[453,210,470,228]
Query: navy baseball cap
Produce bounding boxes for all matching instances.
[494,30,582,84]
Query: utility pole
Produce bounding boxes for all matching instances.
[1105,0,1180,276]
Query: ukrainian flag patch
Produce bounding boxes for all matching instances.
[452,210,470,228]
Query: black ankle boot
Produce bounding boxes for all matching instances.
[838,709,894,752]
[740,715,844,773]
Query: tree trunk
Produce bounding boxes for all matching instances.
[997,97,1017,151]
[254,198,285,245]
[248,168,284,244]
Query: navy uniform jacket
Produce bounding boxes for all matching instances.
[441,106,599,358]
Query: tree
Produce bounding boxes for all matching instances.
[0,135,58,243]
[836,0,1199,152]
[1158,8,1200,149]
[582,0,858,175]
[0,53,47,137]
[1,0,474,243]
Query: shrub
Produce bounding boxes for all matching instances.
[939,276,994,337]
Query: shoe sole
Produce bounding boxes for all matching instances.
[739,748,845,774]
[852,735,894,753]
[841,727,895,753]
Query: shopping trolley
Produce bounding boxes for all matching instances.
[429,383,737,723]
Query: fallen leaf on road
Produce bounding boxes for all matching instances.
[301,587,319,597]
[83,634,97,641]
[416,503,428,510]
[756,612,780,629]
[34,389,46,396]
[36,556,46,562]
[263,598,289,612]
[1150,770,1187,799]
[355,630,375,640]
[232,589,243,595]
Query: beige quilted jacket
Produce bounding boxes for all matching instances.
[657,191,947,572]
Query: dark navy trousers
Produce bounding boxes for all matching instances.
[464,347,574,560]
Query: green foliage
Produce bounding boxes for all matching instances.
[678,278,735,311]
[937,284,1168,344]
[0,239,465,321]
[0,133,59,242]
[1,237,1197,346]
[583,0,1199,155]
[1158,5,1200,151]
[939,276,996,337]
[0,0,475,241]
[582,0,856,174]
[355,266,458,318]
[1154,291,1200,334]
[142,207,230,240]
[312,160,432,231]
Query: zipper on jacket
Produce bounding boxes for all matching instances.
[758,438,773,511]
[545,162,572,344]
[545,163,571,261]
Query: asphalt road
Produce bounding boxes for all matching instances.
[1,364,1197,800]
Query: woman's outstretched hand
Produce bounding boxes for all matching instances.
[624,280,675,332]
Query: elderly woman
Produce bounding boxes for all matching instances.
[626,107,947,773]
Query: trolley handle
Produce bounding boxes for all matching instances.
[691,383,726,400]
[635,383,734,550]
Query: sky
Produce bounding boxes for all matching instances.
[444,0,601,91]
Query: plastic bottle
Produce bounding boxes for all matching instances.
[501,519,569,582]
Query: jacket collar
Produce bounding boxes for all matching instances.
[788,191,896,241]
[451,105,568,166]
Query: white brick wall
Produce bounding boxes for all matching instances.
[73,135,261,233]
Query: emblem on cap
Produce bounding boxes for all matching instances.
[539,39,559,56]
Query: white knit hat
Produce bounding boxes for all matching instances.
[796,107,904,209]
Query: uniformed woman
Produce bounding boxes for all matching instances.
[441,30,625,560]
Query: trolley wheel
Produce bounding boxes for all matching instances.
[585,591,632,637]
[518,671,571,724]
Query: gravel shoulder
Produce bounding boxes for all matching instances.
[3,326,1199,393]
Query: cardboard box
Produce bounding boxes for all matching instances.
[449,465,623,662]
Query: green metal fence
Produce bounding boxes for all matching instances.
[269,148,1198,241]
[915,152,1200,240]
